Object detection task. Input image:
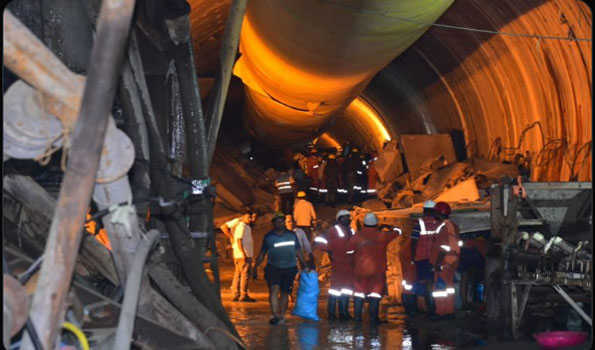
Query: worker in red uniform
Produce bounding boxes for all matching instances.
[346,213,399,323]
[399,226,417,316]
[430,202,460,319]
[410,200,443,315]
[306,149,322,199]
[367,152,379,197]
[313,209,355,320]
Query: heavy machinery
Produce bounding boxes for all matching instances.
[487,180,592,338]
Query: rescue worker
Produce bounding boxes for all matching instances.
[458,233,487,310]
[354,152,368,202]
[336,153,347,199]
[323,154,340,207]
[275,170,295,214]
[346,213,399,323]
[313,209,355,321]
[292,161,308,192]
[293,191,317,242]
[430,202,460,319]
[398,223,418,316]
[367,152,380,197]
[317,155,328,202]
[306,149,322,199]
[410,200,442,315]
[253,212,309,325]
[220,211,257,302]
[342,147,360,204]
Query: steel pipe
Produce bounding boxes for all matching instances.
[20,0,137,348]
[3,10,84,129]
[233,0,454,146]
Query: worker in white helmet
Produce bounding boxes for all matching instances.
[312,209,355,321]
[410,200,443,315]
[345,212,399,323]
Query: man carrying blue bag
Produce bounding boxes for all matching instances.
[292,269,320,321]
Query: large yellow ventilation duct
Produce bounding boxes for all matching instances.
[233,0,454,146]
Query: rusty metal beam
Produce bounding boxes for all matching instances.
[3,10,84,129]
[18,0,137,348]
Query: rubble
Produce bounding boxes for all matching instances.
[399,134,457,177]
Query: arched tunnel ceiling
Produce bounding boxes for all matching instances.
[188,0,592,182]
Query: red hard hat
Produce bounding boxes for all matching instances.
[434,202,451,217]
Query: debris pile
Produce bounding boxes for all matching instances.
[373,134,521,211]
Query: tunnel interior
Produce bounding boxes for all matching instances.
[185,0,592,182]
[2,0,592,349]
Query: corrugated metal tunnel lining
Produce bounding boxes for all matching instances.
[188,0,591,181]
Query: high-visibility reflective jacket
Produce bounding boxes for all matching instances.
[399,236,416,293]
[411,216,444,262]
[275,173,294,194]
[430,219,460,267]
[346,226,397,278]
[306,155,321,181]
[314,224,355,291]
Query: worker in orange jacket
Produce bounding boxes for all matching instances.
[313,209,355,321]
[410,200,442,315]
[345,213,399,323]
[399,229,417,316]
[367,152,379,197]
[430,202,460,319]
[305,149,322,199]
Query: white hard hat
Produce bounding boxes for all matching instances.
[364,213,378,226]
[336,209,351,220]
[423,200,436,209]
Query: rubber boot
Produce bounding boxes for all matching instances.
[353,297,364,322]
[339,296,352,320]
[327,296,338,321]
[368,298,382,324]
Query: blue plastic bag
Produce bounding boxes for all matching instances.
[292,271,320,321]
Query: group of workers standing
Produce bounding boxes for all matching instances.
[313,200,461,324]
[220,198,465,325]
[276,147,380,209]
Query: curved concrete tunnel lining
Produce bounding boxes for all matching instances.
[188,0,591,182]
[231,0,454,146]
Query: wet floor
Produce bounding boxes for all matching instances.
[219,204,591,349]
[219,262,592,349]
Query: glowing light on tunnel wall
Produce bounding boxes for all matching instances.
[347,97,392,149]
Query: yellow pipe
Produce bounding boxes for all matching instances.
[234,0,454,146]
[62,322,90,350]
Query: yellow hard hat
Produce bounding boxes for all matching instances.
[297,191,306,198]
[352,147,359,152]
[329,154,336,159]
